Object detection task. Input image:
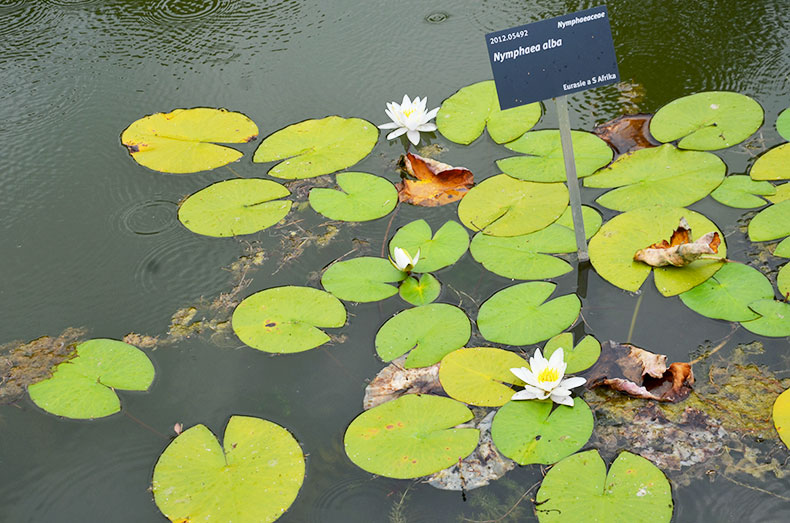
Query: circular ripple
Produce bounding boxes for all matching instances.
[425,12,448,24]
[145,0,230,25]
[40,0,100,6]
[118,199,179,236]
[0,2,50,40]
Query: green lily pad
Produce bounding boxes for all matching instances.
[543,333,601,373]
[390,220,469,273]
[436,80,542,145]
[497,129,613,182]
[491,398,593,465]
[749,143,790,181]
[748,200,790,241]
[589,206,726,296]
[711,175,776,208]
[343,394,479,479]
[773,388,790,449]
[399,273,441,306]
[253,116,378,179]
[477,282,580,346]
[767,183,790,204]
[584,144,725,211]
[778,263,790,298]
[152,416,304,523]
[121,108,258,174]
[27,339,154,419]
[438,347,527,407]
[535,450,673,522]
[231,286,346,353]
[321,257,408,302]
[470,205,601,280]
[375,304,471,368]
[177,178,291,237]
[740,300,790,337]
[679,262,774,321]
[308,172,397,221]
[777,108,790,141]
[777,238,790,258]
[458,175,568,237]
[649,91,763,150]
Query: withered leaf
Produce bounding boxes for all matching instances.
[633,217,721,267]
[592,113,660,156]
[363,355,444,409]
[396,153,474,207]
[585,341,694,402]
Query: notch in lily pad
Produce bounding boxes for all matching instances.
[321,257,408,302]
[542,332,601,374]
[389,219,469,273]
[399,273,441,306]
[679,262,774,321]
[308,171,397,221]
[28,338,154,419]
[711,175,776,208]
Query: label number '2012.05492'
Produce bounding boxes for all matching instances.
[489,29,528,45]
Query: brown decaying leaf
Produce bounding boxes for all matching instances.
[633,217,721,267]
[396,153,474,207]
[592,113,660,156]
[362,355,444,409]
[585,341,694,402]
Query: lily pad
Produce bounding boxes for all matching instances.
[749,143,790,181]
[27,339,154,419]
[389,220,469,273]
[231,286,346,353]
[649,91,763,150]
[710,175,776,208]
[584,144,725,211]
[470,205,601,280]
[178,178,291,237]
[436,80,542,145]
[477,282,580,346]
[543,333,601,373]
[399,274,441,306]
[776,238,790,258]
[778,263,790,298]
[308,172,397,221]
[679,262,774,321]
[321,257,408,302]
[152,416,304,523]
[767,183,790,204]
[497,130,613,182]
[458,175,568,237]
[777,107,790,141]
[748,200,790,241]
[343,394,479,479]
[588,206,726,296]
[438,347,527,407]
[121,108,258,174]
[253,116,378,179]
[375,304,471,368]
[773,388,790,449]
[491,398,593,465]
[535,450,673,522]
[740,300,790,337]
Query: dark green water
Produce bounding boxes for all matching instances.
[1,0,789,521]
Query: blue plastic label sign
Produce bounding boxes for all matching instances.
[485,5,619,109]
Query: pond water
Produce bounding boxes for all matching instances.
[1,0,789,521]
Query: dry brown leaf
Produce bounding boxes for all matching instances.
[396,153,474,207]
[633,217,721,267]
[362,355,444,409]
[592,113,660,156]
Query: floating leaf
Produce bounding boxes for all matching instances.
[496,130,613,182]
[436,80,541,145]
[773,388,790,449]
[749,143,790,181]
[589,206,726,296]
[649,91,763,150]
[121,108,258,174]
[779,263,790,299]
[777,238,790,258]
[390,220,469,273]
[177,179,291,237]
[711,175,776,208]
[152,416,304,523]
[308,172,397,221]
[740,300,790,337]
[633,217,721,267]
[396,153,474,207]
[28,339,154,419]
[748,200,790,241]
[458,175,568,237]
[399,274,441,306]
[363,357,443,409]
[232,286,346,353]
[767,183,790,204]
[477,282,580,346]
[584,144,725,211]
[535,450,673,522]
[679,262,774,321]
[491,398,593,465]
[777,107,790,141]
[376,304,470,368]
[592,113,660,156]
[470,206,601,280]
[321,257,408,302]
[344,394,479,479]
[543,333,601,373]
[253,116,378,179]
[438,347,527,407]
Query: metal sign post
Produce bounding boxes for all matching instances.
[555,95,589,261]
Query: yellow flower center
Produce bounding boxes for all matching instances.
[403,108,415,117]
[537,367,559,383]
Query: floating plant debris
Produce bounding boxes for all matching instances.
[592,113,659,156]
[633,217,720,268]
[396,153,474,207]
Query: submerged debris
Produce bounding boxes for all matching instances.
[592,113,659,156]
[363,356,443,410]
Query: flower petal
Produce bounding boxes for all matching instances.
[424,107,440,121]
[406,129,421,145]
[386,127,408,140]
[548,348,565,369]
[511,389,540,400]
[416,123,437,132]
[550,392,575,407]
[510,367,538,387]
[378,122,400,130]
[401,94,411,107]
[560,376,587,389]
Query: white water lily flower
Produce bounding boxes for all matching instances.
[390,247,420,272]
[378,95,440,145]
[510,348,586,407]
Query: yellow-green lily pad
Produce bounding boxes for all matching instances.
[749,143,790,181]
[321,257,408,302]
[308,171,397,221]
[679,262,774,321]
[773,388,790,449]
[389,220,469,273]
[710,175,776,208]
[777,107,790,141]
[748,200,790,242]
[740,300,790,337]
[543,333,601,373]
[398,273,441,306]
[438,347,527,407]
